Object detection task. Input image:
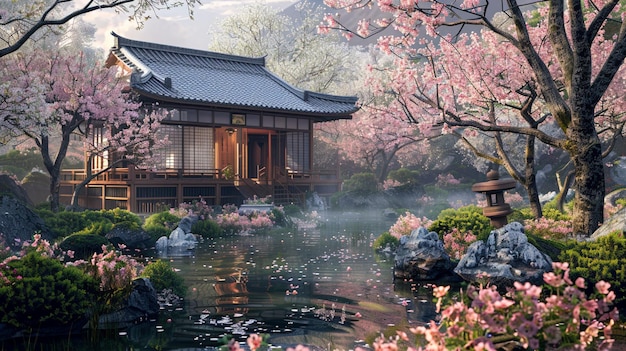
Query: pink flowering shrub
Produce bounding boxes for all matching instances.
[171,197,214,220]
[436,173,461,187]
[216,211,274,235]
[226,333,310,351]
[68,245,142,293]
[442,229,477,260]
[524,217,573,241]
[380,262,617,351]
[389,212,433,239]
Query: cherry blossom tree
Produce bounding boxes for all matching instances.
[0,47,166,212]
[322,0,626,236]
[207,1,359,94]
[0,0,199,58]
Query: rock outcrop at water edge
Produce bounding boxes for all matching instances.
[454,222,552,286]
[393,227,455,280]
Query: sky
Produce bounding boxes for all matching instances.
[82,0,298,54]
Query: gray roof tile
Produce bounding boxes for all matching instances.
[109,33,358,119]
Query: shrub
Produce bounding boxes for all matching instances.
[73,219,114,236]
[559,232,626,309]
[282,204,303,218]
[191,219,223,238]
[60,234,109,259]
[404,262,616,351]
[442,228,477,260]
[372,231,399,251]
[143,211,180,241]
[428,205,492,240]
[524,217,573,241]
[101,208,143,228]
[144,211,180,229]
[142,260,187,297]
[270,207,293,227]
[0,250,98,329]
[343,172,379,196]
[388,212,432,239]
[388,167,421,186]
[36,209,87,238]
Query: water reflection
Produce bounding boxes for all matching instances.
[2,211,440,351]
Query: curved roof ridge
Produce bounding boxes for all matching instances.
[111,31,266,67]
[261,66,358,104]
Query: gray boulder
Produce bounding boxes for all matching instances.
[454,222,552,286]
[177,215,198,234]
[394,227,455,280]
[98,278,159,328]
[105,226,153,250]
[0,196,52,251]
[590,206,626,241]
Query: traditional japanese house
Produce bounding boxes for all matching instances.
[59,33,358,212]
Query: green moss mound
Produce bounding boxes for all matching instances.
[373,231,399,251]
[0,251,98,329]
[428,205,492,239]
[191,219,223,238]
[143,260,187,297]
[558,232,626,309]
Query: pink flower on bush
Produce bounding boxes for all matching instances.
[442,228,477,259]
[402,262,618,351]
[246,333,262,351]
[388,212,432,239]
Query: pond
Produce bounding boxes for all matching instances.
[1,210,440,351]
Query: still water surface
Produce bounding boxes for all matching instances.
[3,211,439,351]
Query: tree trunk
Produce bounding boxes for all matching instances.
[49,173,61,212]
[568,123,605,237]
[525,135,542,218]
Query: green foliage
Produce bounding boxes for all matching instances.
[428,205,492,240]
[100,208,142,228]
[36,209,87,239]
[0,250,98,329]
[388,167,420,184]
[558,232,626,308]
[542,206,571,221]
[343,172,379,196]
[142,260,187,297]
[526,233,566,262]
[270,207,293,227]
[60,234,109,259]
[191,219,223,238]
[143,211,180,241]
[144,211,180,229]
[508,208,535,223]
[282,204,303,218]
[373,231,399,251]
[73,219,114,236]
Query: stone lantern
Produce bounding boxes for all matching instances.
[472,170,517,229]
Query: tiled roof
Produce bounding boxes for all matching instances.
[108,32,358,119]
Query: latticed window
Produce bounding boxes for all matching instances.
[286,131,309,172]
[156,125,214,171]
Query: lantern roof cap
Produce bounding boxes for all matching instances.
[472,170,517,193]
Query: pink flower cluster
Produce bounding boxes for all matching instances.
[442,229,477,260]
[524,217,573,241]
[389,212,433,239]
[227,334,309,351]
[435,173,461,187]
[67,245,143,292]
[378,262,617,351]
[215,211,274,235]
[171,197,213,220]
